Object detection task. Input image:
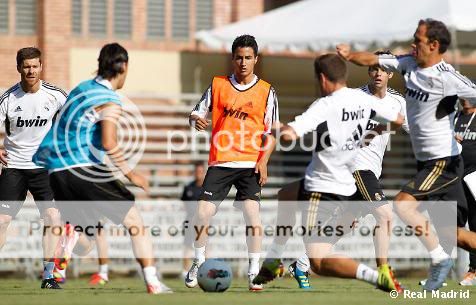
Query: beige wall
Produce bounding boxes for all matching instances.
[69,48,182,94]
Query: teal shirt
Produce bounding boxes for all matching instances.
[33,78,121,169]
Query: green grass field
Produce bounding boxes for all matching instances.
[1,277,475,305]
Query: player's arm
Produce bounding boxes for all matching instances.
[255,133,276,186]
[98,102,149,192]
[189,85,212,131]
[364,103,404,144]
[444,71,476,106]
[336,44,378,66]
[256,87,279,186]
[0,95,8,166]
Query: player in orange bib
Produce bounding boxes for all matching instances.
[186,35,279,291]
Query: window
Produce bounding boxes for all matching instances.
[195,0,213,32]
[114,0,131,38]
[147,0,165,39]
[0,0,8,33]
[72,0,82,35]
[172,0,190,40]
[15,0,36,35]
[89,0,107,36]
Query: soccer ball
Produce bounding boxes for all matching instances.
[197,259,232,292]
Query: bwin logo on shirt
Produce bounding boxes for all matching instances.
[342,107,364,121]
[223,107,248,121]
[16,116,48,127]
[405,87,429,102]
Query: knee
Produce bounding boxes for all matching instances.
[0,214,12,229]
[195,207,215,223]
[374,205,393,224]
[122,207,144,229]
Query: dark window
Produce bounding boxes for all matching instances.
[114,0,132,38]
[89,0,107,36]
[147,0,165,39]
[15,0,36,35]
[172,0,190,40]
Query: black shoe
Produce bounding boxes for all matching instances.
[41,278,62,289]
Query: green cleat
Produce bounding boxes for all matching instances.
[377,264,404,293]
[252,259,285,285]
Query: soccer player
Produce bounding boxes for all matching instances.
[254,53,404,292]
[32,43,171,294]
[337,18,476,290]
[281,54,409,290]
[180,161,206,278]
[186,35,278,291]
[0,47,66,289]
[454,98,476,285]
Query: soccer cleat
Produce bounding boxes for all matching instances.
[53,267,66,284]
[377,264,404,293]
[288,261,311,289]
[423,258,453,291]
[147,281,173,294]
[41,278,62,289]
[89,273,108,286]
[252,258,285,285]
[459,268,476,286]
[248,273,263,291]
[185,259,201,288]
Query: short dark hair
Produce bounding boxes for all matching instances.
[314,54,347,83]
[418,19,451,53]
[97,43,129,79]
[231,35,258,57]
[16,47,41,67]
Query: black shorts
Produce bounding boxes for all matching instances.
[352,170,389,210]
[199,167,261,204]
[401,156,467,227]
[49,166,135,230]
[0,168,55,217]
[298,179,356,244]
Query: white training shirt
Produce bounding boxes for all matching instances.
[288,87,400,196]
[352,85,408,178]
[0,81,67,169]
[379,55,476,161]
[191,74,279,168]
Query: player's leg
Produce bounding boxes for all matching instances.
[353,170,392,266]
[89,221,109,285]
[185,167,232,288]
[242,199,263,291]
[0,169,28,250]
[182,202,197,278]
[305,201,401,292]
[254,180,301,285]
[27,169,63,284]
[461,181,476,285]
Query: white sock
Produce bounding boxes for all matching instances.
[296,254,310,273]
[99,264,108,280]
[248,252,261,274]
[43,261,55,280]
[143,266,160,285]
[356,263,378,285]
[194,246,206,264]
[267,243,285,260]
[429,245,450,264]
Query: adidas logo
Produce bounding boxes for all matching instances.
[14,106,22,112]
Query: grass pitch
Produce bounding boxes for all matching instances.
[1,276,475,305]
